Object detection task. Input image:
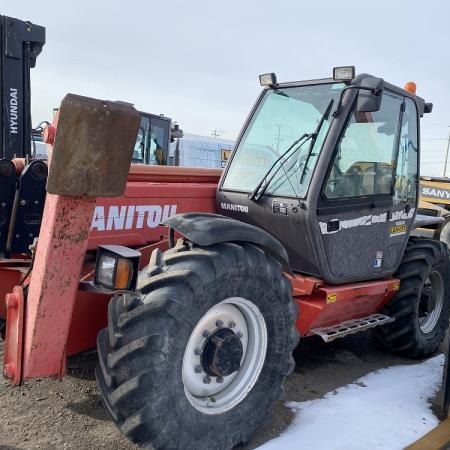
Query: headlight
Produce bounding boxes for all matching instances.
[333,66,355,81]
[259,72,277,87]
[97,254,117,287]
[94,245,140,291]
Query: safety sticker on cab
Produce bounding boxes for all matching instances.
[390,223,407,236]
[326,293,337,304]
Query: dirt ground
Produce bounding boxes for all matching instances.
[0,332,443,450]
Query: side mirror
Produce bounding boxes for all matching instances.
[170,123,183,142]
[356,77,384,113]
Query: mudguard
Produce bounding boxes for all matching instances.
[163,213,290,270]
[413,214,444,229]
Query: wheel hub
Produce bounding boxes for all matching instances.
[182,297,267,415]
[202,329,243,377]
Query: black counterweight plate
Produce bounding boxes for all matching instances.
[10,159,47,254]
[0,159,16,253]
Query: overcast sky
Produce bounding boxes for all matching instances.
[3,0,450,175]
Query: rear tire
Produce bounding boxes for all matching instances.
[0,317,5,340]
[96,240,298,450]
[440,221,450,248]
[373,237,450,358]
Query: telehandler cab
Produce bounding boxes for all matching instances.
[2,67,449,450]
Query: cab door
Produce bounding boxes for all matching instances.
[318,90,406,283]
[384,97,419,270]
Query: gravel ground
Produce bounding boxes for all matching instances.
[0,332,444,450]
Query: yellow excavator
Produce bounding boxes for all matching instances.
[417,177,450,245]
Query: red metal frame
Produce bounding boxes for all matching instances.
[3,286,25,385]
[290,274,400,336]
[0,264,26,318]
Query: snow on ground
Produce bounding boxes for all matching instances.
[259,354,445,450]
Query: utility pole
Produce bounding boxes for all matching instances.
[211,130,220,138]
[443,127,450,177]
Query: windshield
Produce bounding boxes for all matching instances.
[222,83,344,197]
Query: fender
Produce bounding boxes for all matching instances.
[163,213,290,270]
[413,214,444,229]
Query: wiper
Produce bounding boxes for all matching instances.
[249,132,312,202]
[249,98,335,203]
[299,99,334,184]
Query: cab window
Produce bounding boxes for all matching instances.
[394,97,418,204]
[325,91,403,199]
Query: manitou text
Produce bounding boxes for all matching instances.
[91,204,177,231]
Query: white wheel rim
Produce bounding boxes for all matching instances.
[182,297,267,415]
[419,271,445,334]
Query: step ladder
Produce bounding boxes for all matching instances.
[311,313,394,343]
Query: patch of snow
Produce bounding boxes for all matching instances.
[259,354,445,450]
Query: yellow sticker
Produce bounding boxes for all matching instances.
[392,282,400,291]
[221,149,231,162]
[390,224,407,235]
[327,293,337,303]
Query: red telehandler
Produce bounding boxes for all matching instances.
[1,28,448,449]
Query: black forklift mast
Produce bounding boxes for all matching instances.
[0,16,45,160]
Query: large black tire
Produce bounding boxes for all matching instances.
[440,221,450,248]
[96,240,298,450]
[373,237,450,358]
[0,317,5,340]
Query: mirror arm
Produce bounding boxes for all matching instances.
[333,85,380,117]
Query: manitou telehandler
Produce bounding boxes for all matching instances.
[2,67,449,450]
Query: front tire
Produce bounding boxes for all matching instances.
[96,240,298,449]
[373,237,450,358]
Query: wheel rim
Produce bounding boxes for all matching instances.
[419,270,444,334]
[182,297,267,415]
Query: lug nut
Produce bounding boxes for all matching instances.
[194,347,202,356]
[202,330,210,338]
[216,320,224,328]
[216,376,224,384]
[203,375,211,384]
[236,332,243,339]
[228,321,236,328]
[194,365,202,373]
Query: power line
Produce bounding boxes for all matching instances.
[443,127,450,176]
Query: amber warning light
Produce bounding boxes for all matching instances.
[404,82,417,94]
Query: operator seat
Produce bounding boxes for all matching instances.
[327,164,364,198]
[328,161,393,198]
